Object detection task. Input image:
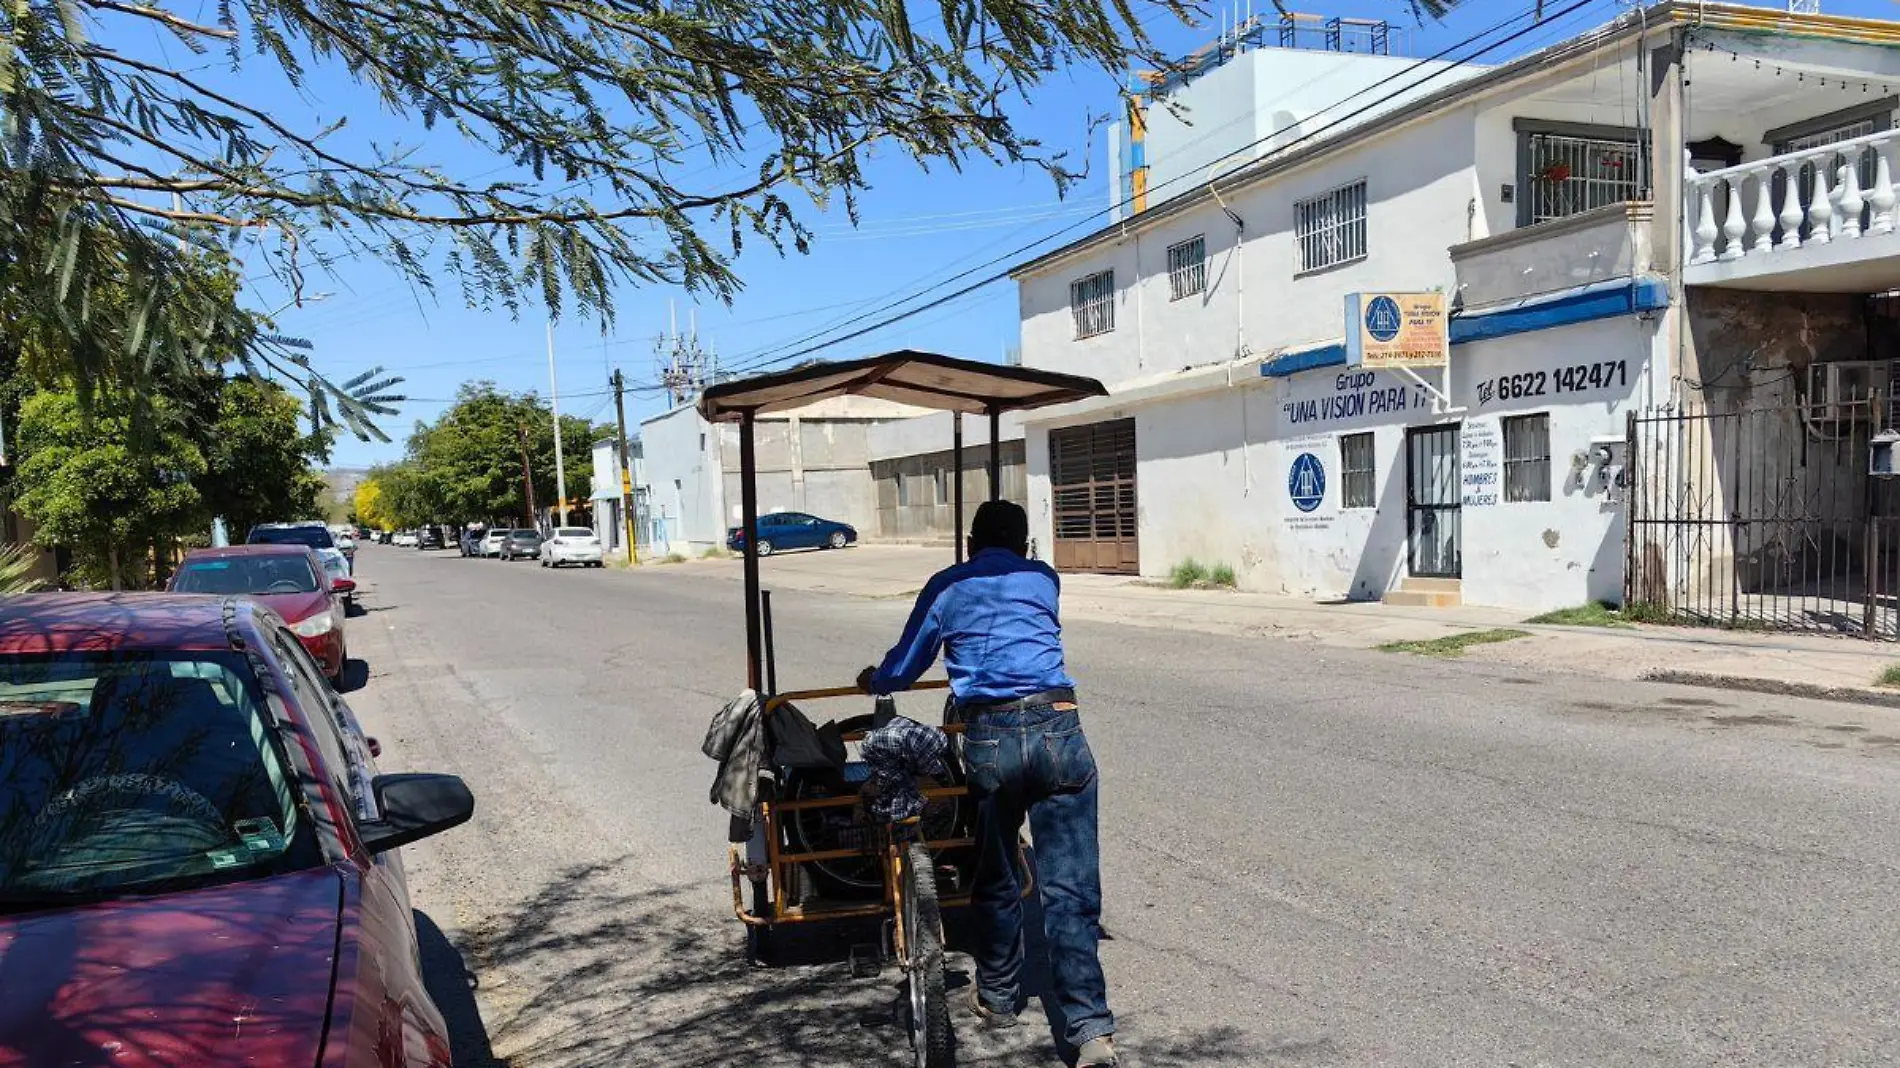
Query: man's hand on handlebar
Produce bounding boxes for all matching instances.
[855,666,878,694]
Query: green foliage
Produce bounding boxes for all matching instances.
[13,388,205,589]
[373,382,605,525]
[1877,665,1900,690]
[1169,559,1208,588]
[1207,563,1237,588]
[0,543,47,595]
[1525,602,1636,628]
[1377,629,1532,658]
[2,0,1203,359]
[194,378,329,537]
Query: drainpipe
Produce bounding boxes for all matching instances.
[1208,164,1247,359]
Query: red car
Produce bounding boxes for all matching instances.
[0,593,473,1068]
[169,544,353,685]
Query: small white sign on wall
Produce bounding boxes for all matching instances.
[1460,421,1501,508]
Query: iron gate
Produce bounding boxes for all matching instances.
[1406,424,1462,578]
[1626,394,1900,637]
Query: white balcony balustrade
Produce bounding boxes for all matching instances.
[1686,129,1900,267]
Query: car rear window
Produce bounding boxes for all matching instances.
[248,526,333,550]
[556,528,594,538]
[0,651,321,906]
[173,556,319,595]
[511,530,538,538]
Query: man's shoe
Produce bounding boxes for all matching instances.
[1077,1036,1119,1067]
[967,989,1019,1029]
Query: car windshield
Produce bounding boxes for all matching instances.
[557,528,593,538]
[173,556,319,595]
[0,652,319,907]
[249,526,333,550]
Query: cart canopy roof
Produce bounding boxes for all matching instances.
[696,350,1107,422]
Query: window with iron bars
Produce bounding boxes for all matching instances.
[1070,270,1115,339]
[1339,432,1376,508]
[1518,124,1646,227]
[1294,180,1367,273]
[1167,235,1207,301]
[1502,414,1551,503]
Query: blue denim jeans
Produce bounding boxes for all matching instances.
[961,701,1114,1048]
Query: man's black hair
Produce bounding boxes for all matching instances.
[969,499,1029,555]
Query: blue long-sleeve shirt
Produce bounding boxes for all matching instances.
[870,548,1076,702]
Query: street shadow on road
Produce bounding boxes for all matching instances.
[457,857,1261,1067]
[338,658,371,693]
[415,909,506,1066]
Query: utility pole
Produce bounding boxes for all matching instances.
[517,424,537,528]
[612,369,640,565]
[546,320,569,526]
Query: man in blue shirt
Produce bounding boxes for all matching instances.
[859,500,1117,1068]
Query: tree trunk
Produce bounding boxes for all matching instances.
[107,543,122,591]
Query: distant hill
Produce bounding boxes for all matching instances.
[324,467,370,521]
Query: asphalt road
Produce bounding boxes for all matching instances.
[343,544,1900,1067]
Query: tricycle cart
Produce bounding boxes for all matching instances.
[699,351,1106,1067]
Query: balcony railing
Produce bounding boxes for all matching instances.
[1685,128,1900,266]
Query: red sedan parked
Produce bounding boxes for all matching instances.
[169,544,353,685]
[0,594,473,1068]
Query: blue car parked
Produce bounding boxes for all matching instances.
[726,511,857,556]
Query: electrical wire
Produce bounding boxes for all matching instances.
[710,0,1613,379]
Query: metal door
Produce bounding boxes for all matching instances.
[1050,419,1138,574]
[1406,424,1462,578]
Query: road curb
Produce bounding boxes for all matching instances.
[1642,670,1900,709]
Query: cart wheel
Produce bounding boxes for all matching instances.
[902,841,952,1068]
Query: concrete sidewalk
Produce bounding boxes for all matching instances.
[632,544,1900,706]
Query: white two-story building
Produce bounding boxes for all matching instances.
[1014,2,1900,629]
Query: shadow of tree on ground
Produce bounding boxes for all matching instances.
[446,857,1267,1067]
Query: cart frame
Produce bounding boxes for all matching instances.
[700,351,1105,1064]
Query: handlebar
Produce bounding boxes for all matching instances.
[761,678,949,714]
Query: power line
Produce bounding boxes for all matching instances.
[713,0,1610,378]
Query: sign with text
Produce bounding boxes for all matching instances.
[1345,292,1448,370]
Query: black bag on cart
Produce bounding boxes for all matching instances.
[767,702,846,771]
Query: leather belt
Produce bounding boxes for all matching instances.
[957,688,1078,717]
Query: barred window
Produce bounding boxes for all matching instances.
[1503,414,1551,503]
[1167,235,1206,301]
[1294,180,1367,274]
[1070,270,1115,339]
[1340,432,1376,508]
[1519,127,1644,226]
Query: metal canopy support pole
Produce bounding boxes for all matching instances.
[953,413,966,563]
[739,410,764,692]
[988,405,1002,501]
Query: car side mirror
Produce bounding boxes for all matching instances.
[332,577,357,593]
[358,773,474,855]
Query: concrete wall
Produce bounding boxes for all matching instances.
[1025,312,1663,611]
[872,442,1027,542]
[640,405,725,552]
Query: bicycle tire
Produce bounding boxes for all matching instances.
[902,840,953,1068]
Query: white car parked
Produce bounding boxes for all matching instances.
[392,531,418,547]
[480,529,510,557]
[540,527,605,568]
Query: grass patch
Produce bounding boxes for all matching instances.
[1525,602,1635,628]
[700,546,730,559]
[658,552,688,564]
[1876,665,1900,690]
[1377,628,1532,658]
[1169,559,1209,588]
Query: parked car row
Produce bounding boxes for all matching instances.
[446,524,604,567]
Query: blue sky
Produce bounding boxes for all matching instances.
[213,0,1890,468]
